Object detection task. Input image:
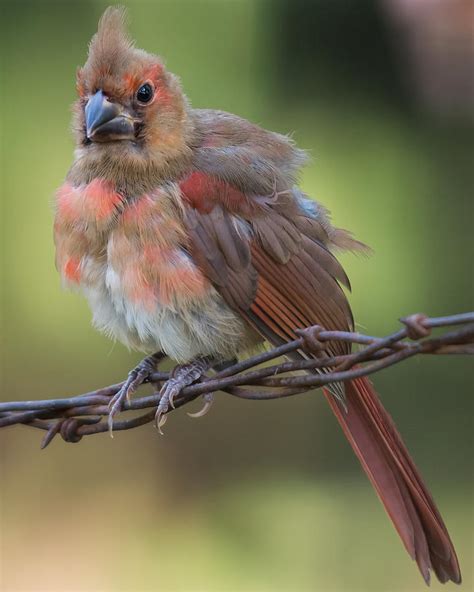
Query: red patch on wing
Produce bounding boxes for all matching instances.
[64,257,82,283]
[179,172,256,215]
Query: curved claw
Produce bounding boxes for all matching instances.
[157,379,180,413]
[154,407,168,435]
[167,381,180,410]
[153,357,211,435]
[108,384,131,436]
[154,383,174,434]
[187,393,214,418]
[107,378,138,436]
[107,352,164,436]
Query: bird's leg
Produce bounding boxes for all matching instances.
[108,352,166,433]
[155,356,212,433]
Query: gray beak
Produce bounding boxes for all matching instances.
[85,90,136,142]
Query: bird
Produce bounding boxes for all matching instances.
[54,7,460,585]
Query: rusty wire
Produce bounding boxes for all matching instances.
[0,312,472,448]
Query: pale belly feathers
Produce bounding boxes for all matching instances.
[81,262,247,361]
[54,180,254,362]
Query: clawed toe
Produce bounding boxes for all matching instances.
[161,378,182,410]
[154,404,168,435]
[153,379,188,434]
[108,352,164,435]
[154,357,211,434]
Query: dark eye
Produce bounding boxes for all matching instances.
[136,83,154,104]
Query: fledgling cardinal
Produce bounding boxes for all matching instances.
[54,7,460,584]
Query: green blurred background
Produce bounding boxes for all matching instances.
[1,1,472,590]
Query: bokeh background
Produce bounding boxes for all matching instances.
[1,1,473,591]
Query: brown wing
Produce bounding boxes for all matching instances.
[179,171,353,356]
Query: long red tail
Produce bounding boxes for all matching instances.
[323,377,461,585]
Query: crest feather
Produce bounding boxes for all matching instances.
[87,6,133,71]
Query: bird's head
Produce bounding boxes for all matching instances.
[72,7,191,176]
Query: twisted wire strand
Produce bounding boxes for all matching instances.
[0,312,472,448]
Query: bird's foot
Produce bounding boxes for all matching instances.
[108,352,165,435]
[155,357,211,434]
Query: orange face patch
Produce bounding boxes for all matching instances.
[123,64,164,100]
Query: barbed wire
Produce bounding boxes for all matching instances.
[0,312,472,448]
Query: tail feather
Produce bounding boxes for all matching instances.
[323,377,461,585]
